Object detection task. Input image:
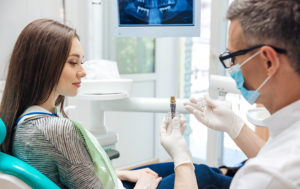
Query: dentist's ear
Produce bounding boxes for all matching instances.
[260,46,281,76]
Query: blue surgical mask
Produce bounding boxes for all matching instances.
[228,51,272,104]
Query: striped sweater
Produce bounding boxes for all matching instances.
[12,116,103,188]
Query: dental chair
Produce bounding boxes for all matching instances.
[0,118,59,189]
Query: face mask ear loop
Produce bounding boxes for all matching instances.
[256,75,272,92]
[240,51,261,68]
[277,57,281,68]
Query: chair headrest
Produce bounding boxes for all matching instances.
[0,118,6,145]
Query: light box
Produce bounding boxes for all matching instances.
[112,0,201,37]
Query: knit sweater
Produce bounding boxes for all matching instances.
[12,115,103,189]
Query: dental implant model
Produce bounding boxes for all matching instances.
[170,96,176,119]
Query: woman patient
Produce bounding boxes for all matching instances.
[0,19,162,189]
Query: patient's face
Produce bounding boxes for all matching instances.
[119,0,193,25]
[56,38,86,97]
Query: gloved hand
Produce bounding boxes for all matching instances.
[160,114,193,169]
[184,94,244,139]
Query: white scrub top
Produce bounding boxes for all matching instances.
[230,100,300,189]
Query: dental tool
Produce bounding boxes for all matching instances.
[170,96,176,119]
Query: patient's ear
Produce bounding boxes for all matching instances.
[260,46,280,76]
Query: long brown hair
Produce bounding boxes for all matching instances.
[0,19,79,154]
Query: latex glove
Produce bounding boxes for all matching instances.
[184,94,244,139]
[160,115,193,169]
[134,172,162,189]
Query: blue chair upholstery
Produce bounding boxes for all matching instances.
[0,118,60,189]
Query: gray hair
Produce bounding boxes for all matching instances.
[227,0,300,74]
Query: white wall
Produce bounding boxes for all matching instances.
[0,0,63,80]
[64,0,89,60]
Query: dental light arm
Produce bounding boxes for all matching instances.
[92,97,188,113]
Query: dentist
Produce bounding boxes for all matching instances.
[161,0,300,188]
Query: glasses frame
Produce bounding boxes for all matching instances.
[219,44,287,69]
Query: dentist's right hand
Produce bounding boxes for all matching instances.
[184,94,244,139]
[160,115,193,169]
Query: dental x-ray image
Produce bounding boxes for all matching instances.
[118,0,194,26]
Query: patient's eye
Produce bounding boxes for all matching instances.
[68,59,79,65]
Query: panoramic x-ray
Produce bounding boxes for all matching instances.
[118,0,194,25]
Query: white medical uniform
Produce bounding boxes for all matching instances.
[230,100,300,189]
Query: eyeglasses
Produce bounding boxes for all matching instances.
[219,44,287,69]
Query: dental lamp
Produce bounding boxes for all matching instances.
[209,74,240,99]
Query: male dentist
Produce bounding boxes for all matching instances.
[160,0,300,188]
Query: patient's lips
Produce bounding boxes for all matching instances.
[72,82,81,88]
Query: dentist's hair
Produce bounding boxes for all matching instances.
[0,19,78,154]
[227,0,300,74]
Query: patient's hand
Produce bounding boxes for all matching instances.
[117,168,159,182]
[133,172,162,189]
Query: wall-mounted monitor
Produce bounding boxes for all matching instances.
[112,0,201,37]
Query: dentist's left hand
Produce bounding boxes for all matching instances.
[184,94,244,139]
[160,115,193,169]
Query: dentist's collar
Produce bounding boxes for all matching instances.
[263,100,300,138]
